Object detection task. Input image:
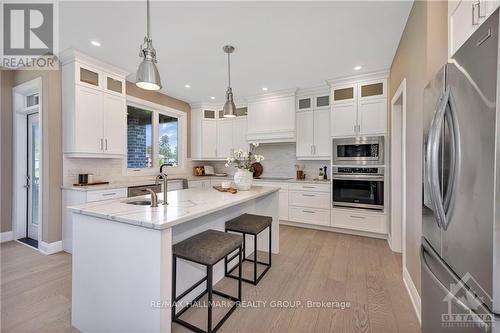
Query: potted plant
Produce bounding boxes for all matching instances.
[225,143,264,190]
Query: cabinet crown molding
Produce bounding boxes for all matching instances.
[246,88,297,103]
[296,85,330,97]
[327,70,389,87]
[59,48,129,77]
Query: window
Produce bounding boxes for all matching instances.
[127,106,153,169]
[126,98,186,174]
[159,114,178,167]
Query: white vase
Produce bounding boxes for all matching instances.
[234,169,253,191]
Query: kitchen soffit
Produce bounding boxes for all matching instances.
[59,1,413,103]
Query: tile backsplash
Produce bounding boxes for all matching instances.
[64,143,330,186]
[207,143,330,180]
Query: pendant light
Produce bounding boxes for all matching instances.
[136,0,162,91]
[222,45,236,118]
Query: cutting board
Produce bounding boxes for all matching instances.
[212,186,238,194]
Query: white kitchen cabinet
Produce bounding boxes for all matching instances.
[289,190,330,209]
[449,0,499,56]
[202,120,217,159]
[296,111,315,157]
[289,207,330,226]
[252,181,289,221]
[297,96,313,112]
[287,182,331,227]
[329,74,388,137]
[188,179,211,189]
[61,49,128,158]
[313,109,330,157]
[233,116,248,151]
[331,208,387,234]
[217,119,234,159]
[102,93,126,155]
[247,89,296,143]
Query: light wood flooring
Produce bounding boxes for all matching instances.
[1,226,420,333]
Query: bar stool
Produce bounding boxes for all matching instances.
[224,214,272,285]
[172,229,242,333]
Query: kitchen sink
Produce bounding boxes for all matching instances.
[124,200,163,206]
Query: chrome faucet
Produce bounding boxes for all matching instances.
[141,188,158,207]
[156,172,169,205]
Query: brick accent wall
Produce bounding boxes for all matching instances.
[127,117,148,168]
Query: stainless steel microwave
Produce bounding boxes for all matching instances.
[332,136,384,165]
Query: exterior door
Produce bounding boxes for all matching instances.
[27,113,40,240]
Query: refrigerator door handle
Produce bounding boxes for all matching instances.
[426,91,445,229]
[421,239,492,332]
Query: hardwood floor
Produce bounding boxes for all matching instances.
[1,226,420,333]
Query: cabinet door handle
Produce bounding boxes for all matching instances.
[303,210,316,214]
[102,192,117,196]
[472,1,480,25]
[303,186,315,188]
[302,194,315,197]
[350,215,366,219]
[100,138,103,150]
[354,124,357,133]
[105,138,108,151]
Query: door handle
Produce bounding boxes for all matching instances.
[420,239,491,332]
[24,175,31,189]
[302,194,315,197]
[302,210,315,214]
[100,138,103,151]
[472,1,480,25]
[350,215,365,219]
[105,138,108,151]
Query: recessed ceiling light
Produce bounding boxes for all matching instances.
[185,84,191,88]
[262,87,268,91]
[354,65,362,71]
[90,40,101,47]
[210,96,215,100]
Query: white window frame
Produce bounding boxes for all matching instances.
[124,96,187,176]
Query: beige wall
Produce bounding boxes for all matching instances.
[1,70,14,233]
[389,0,448,294]
[126,81,192,158]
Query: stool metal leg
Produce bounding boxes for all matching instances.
[207,265,213,333]
[269,224,272,266]
[253,234,257,284]
[172,254,177,320]
[238,246,242,301]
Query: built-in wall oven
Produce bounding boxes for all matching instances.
[332,167,384,210]
[332,136,384,165]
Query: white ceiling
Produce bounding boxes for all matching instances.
[59,1,413,104]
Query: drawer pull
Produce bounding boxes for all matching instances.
[350,215,365,219]
[102,192,117,196]
[302,186,315,188]
[302,194,315,197]
[303,210,316,214]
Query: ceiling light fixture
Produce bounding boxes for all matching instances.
[90,40,101,47]
[222,45,236,118]
[354,65,362,71]
[262,87,268,91]
[185,84,191,88]
[210,96,215,100]
[135,0,162,91]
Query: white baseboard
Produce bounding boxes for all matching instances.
[0,231,13,243]
[403,266,422,324]
[39,240,63,255]
[280,220,387,240]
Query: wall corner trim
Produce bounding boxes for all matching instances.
[403,266,422,325]
[39,240,63,255]
[0,231,13,243]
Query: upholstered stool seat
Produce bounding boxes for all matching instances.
[172,229,242,333]
[225,214,272,285]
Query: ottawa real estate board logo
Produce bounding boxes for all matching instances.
[2,2,58,70]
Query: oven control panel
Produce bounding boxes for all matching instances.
[333,167,384,175]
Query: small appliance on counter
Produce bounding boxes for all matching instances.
[203,165,215,176]
[295,164,306,180]
[73,173,109,187]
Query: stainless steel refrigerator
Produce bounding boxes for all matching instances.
[422,9,500,333]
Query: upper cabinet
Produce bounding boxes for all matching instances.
[328,72,388,138]
[449,0,499,56]
[296,87,331,160]
[247,89,296,143]
[191,104,248,160]
[60,49,128,158]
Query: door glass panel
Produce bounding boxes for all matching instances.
[316,95,330,107]
[219,110,224,118]
[127,106,153,169]
[298,98,311,109]
[334,87,354,101]
[107,77,123,93]
[336,143,379,158]
[235,107,247,116]
[333,179,383,206]
[26,93,39,107]
[30,120,40,226]
[159,113,178,167]
[80,67,99,86]
[204,110,215,119]
[361,83,383,97]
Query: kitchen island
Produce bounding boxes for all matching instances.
[69,186,280,333]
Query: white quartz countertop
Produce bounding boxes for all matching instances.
[68,186,280,230]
